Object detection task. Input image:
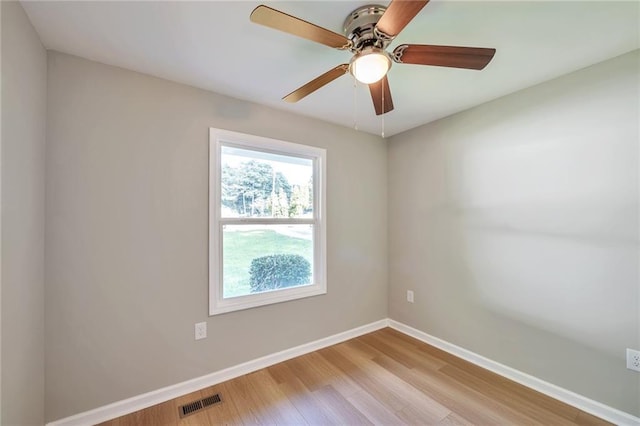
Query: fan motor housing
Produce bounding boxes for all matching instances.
[343,4,388,52]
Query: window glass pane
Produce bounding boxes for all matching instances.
[222,224,314,298]
[221,146,313,218]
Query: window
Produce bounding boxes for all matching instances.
[209,128,326,315]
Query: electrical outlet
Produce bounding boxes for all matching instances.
[627,348,640,372]
[195,322,207,340]
[407,290,414,303]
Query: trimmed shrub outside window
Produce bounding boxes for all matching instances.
[249,254,311,293]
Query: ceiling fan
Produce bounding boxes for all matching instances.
[250,1,496,116]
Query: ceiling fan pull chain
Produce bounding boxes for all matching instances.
[381,80,385,138]
[353,75,359,131]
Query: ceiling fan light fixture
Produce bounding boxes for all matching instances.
[350,47,391,84]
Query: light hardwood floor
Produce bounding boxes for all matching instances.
[100,328,611,425]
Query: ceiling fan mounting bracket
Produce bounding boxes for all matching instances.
[373,27,394,45]
[343,4,390,54]
[392,44,408,63]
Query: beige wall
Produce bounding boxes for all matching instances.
[45,52,388,422]
[1,1,47,425]
[388,50,640,416]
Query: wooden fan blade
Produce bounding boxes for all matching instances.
[283,64,349,103]
[369,75,394,115]
[375,0,429,39]
[250,5,351,50]
[393,44,496,70]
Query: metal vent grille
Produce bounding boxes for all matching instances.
[178,393,222,418]
[202,394,222,407]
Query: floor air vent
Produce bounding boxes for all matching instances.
[178,393,222,418]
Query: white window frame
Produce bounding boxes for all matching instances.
[209,128,327,315]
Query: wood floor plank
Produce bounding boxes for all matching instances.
[101,328,613,426]
[370,350,545,425]
[380,328,583,422]
[268,360,351,425]
[404,334,582,420]
[326,342,452,423]
[276,379,333,425]
[203,384,245,425]
[97,399,178,426]
[245,369,307,425]
[346,336,528,424]
[574,411,615,426]
[319,344,411,412]
[345,389,406,425]
[222,374,277,425]
[436,412,476,426]
[311,385,372,425]
[286,351,360,397]
[438,364,578,425]
[358,330,448,371]
[265,361,296,385]
[394,401,452,425]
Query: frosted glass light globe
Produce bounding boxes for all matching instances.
[350,49,391,84]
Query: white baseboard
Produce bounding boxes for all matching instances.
[46,319,389,426]
[48,318,640,426]
[388,319,640,426]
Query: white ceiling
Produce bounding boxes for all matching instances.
[22,1,639,137]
